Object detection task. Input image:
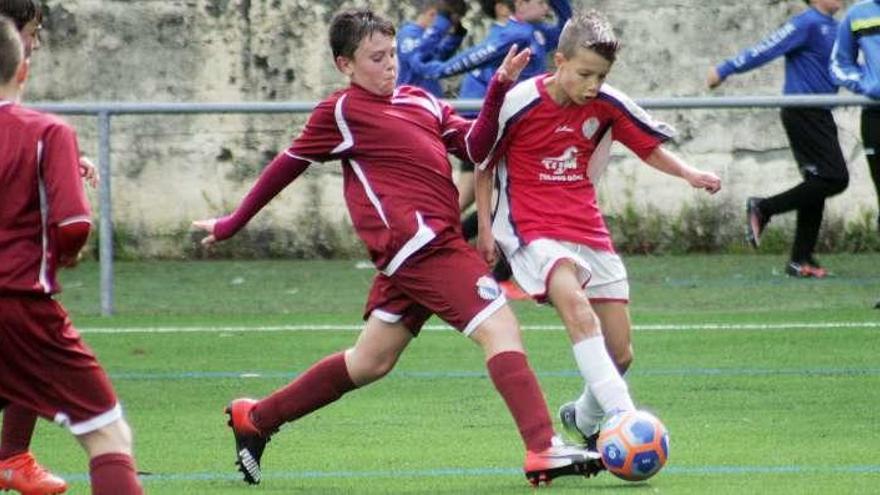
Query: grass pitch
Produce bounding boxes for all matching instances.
[14,254,880,494]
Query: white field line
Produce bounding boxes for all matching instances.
[79,321,880,334]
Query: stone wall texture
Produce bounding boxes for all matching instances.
[24,0,876,255]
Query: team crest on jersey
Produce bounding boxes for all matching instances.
[476,276,501,300]
[582,117,599,139]
[541,146,577,172]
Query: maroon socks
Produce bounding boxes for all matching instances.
[0,405,36,460]
[487,351,554,452]
[251,352,357,433]
[89,453,142,495]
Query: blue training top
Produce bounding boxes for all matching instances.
[396,14,466,96]
[716,6,839,95]
[423,0,571,103]
[831,0,880,98]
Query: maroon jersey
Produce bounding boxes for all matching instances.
[484,76,674,254]
[0,101,91,295]
[215,78,510,275]
[289,84,479,273]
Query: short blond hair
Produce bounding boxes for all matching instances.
[557,10,619,63]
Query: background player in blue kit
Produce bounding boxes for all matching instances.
[708,0,848,278]
[831,0,880,232]
[396,0,469,96]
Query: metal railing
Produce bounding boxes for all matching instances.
[29,94,880,316]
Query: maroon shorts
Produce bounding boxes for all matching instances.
[364,233,507,336]
[0,296,121,435]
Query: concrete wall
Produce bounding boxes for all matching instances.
[24,0,876,255]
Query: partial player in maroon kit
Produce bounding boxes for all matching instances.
[193,7,604,488]
[0,15,143,495]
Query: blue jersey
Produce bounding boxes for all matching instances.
[396,14,465,96]
[831,0,880,98]
[459,21,506,101]
[716,7,839,95]
[424,0,571,101]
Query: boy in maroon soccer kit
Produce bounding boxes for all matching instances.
[0,16,142,495]
[194,8,603,487]
[475,10,721,447]
[0,2,98,493]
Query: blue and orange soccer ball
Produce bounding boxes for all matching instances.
[597,410,669,481]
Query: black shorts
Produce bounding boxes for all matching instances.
[780,107,848,182]
[860,106,880,158]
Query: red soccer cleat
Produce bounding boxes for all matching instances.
[785,261,828,279]
[225,398,271,485]
[0,452,67,495]
[523,439,604,487]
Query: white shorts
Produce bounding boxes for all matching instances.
[505,239,629,303]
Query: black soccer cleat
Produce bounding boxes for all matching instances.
[226,398,271,485]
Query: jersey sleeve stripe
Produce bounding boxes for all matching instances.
[58,215,93,227]
[597,84,676,141]
[331,94,354,154]
[478,80,542,169]
[35,140,52,294]
[284,150,317,164]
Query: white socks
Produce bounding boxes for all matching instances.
[574,387,604,436]
[572,335,635,433]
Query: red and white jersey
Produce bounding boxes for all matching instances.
[484,75,674,254]
[0,101,91,295]
[288,83,474,274]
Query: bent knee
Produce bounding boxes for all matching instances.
[78,418,134,457]
[368,356,397,380]
[613,348,633,374]
[347,349,399,383]
[818,176,849,197]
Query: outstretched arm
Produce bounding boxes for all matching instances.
[643,147,721,194]
[474,163,497,266]
[193,151,310,246]
[414,29,526,80]
[443,46,531,163]
[536,0,573,52]
[710,18,807,88]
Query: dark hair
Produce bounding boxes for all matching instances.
[439,0,468,18]
[557,10,619,63]
[329,9,395,60]
[0,0,41,30]
[479,0,514,19]
[0,15,22,83]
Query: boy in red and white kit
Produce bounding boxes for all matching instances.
[0,15,143,495]
[193,8,602,488]
[476,10,721,447]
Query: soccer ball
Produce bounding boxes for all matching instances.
[597,410,669,481]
